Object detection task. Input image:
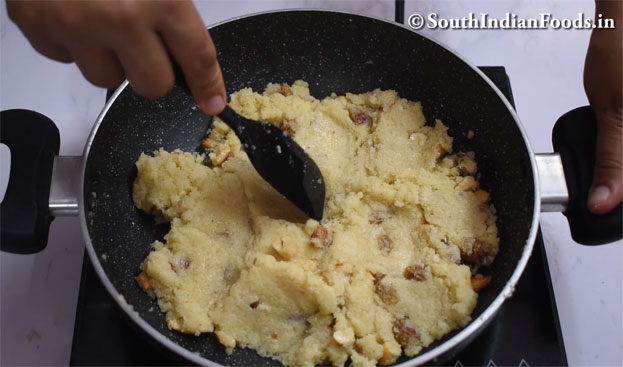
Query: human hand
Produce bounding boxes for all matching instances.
[583,1,622,214]
[6,0,226,115]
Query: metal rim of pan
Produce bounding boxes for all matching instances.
[77,9,540,367]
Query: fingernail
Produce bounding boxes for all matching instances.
[200,95,225,115]
[588,185,610,208]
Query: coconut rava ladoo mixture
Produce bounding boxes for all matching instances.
[132,81,499,367]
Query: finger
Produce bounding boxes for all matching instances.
[113,28,175,99]
[588,112,623,214]
[29,39,73,63]
[156,1,226,115]
[6,0,73,63]
[13,23,73,63]
[72,48,125,89]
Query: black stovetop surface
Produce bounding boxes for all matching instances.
[70,67,567,367]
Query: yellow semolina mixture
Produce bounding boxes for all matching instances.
[132,81,499,367]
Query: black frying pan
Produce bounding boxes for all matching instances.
[1,10,620,366]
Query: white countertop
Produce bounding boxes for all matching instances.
[1,1,621,366]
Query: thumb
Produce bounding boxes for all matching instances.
[587,112,623,215]
[157,3,227,115]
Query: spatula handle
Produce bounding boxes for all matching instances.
[216,106,246,136]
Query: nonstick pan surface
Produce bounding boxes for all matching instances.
[81,10,538,366]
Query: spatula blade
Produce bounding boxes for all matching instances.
[218,107,325,221]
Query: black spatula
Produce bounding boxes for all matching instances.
[217,106,325,221]
[173,69,325,221]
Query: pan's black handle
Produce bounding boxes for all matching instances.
[0,109,59,253]
[552,106,622,245]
